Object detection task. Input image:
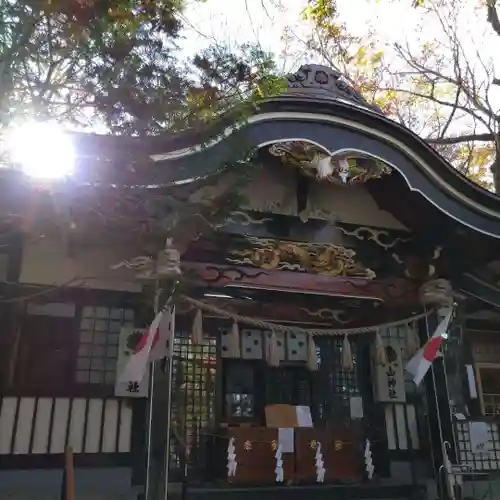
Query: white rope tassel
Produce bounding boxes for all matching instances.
[307,335,318,371]
[229,321,241,358]
[315,442,326,483]
[192,309,204,345]
[373,330,387,366]
[267,331,280,367]
[341,334,354,371]
[405,322,420,357]
[275,444,284,483]
[227,437,237,478]
[156,237,181,278]
[364,439,374,480]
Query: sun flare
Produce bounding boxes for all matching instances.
[6,121,75,180]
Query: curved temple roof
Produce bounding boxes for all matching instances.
[66,63,500,241]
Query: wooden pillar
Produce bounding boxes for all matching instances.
[61,446,75,500]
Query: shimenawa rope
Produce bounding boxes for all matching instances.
[181,295,432,336]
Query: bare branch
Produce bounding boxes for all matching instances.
[426,133,495,145]
[439,85,461,139]
[380,85,491,133]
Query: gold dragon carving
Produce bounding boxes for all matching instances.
[227,239,376,279]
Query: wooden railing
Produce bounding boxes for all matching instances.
[384,403,421,451]
[0,395,132,456]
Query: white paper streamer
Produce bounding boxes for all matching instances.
[315,442,326,483]
[364,439,374,480]
[275,444,284,483]
[227,437,237,477]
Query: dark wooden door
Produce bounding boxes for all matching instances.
[16,315,75,392]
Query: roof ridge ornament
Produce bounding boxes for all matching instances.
[286,64,380,112]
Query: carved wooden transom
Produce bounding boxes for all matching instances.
[268,141,392,185]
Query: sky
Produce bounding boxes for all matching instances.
[178,0,499,82]
[178,0,500,133]
[178,0,424,67]
[178,0,304,65]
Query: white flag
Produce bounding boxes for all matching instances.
[405,309,452,386]
[118,307,173,387]
[150,306,174,361]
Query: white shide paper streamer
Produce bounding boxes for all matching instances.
[315,442,326,483]
[227,437,237,477]
[364,439,374,480]
[275,444,284,483]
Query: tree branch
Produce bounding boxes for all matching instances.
[426,133,495,145]
[439,85,461,139]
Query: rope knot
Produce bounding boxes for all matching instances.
[157,238,182,278]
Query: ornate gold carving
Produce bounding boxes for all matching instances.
[244,440,253,451]
[271,439,277,451]
[310,439,318,450]
[269,141,392,185]
[334,440,343,451]
[337,226,411,250]
[227,237,375,279]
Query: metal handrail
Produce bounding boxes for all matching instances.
[438,462,500,500]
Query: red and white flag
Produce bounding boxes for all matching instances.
[405,309,452,386]
[118,307,174,385]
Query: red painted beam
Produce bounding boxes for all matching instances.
[183,262,419,306]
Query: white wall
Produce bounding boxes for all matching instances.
[19,237,143,292]
[241,166,408,230]
[0,396,132,456]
